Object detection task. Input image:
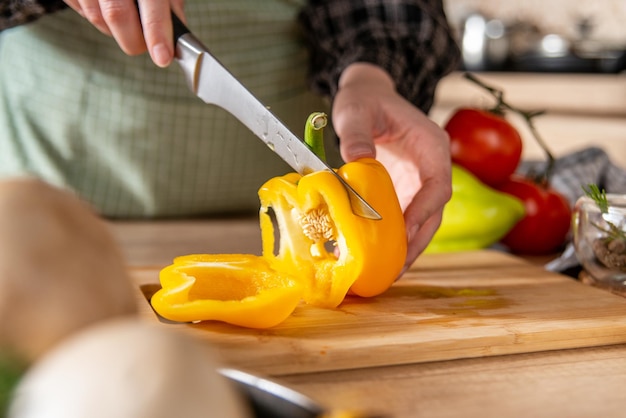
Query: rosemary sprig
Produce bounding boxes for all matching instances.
[583,184,609,213]
[583,184,626,241]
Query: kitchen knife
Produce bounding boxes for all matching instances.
[220,368,388,418]
[170,12,382,220]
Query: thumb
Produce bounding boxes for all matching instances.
[332,99,377,163]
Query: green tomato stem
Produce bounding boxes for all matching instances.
[304,112,328,163]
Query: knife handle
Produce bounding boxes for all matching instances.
[133,1,189,42]
[171,11,190,43]
[133,1,190,43]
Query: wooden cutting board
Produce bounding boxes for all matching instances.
[130,250,626,376]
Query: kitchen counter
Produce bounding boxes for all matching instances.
[109,218,626,418]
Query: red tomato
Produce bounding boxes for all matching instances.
[497,176,572,255]
[445,108,523,188]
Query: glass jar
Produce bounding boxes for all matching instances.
[573,194,626,291]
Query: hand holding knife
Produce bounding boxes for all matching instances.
[168,11,382,220]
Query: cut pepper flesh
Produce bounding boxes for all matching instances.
[259,158,407,307]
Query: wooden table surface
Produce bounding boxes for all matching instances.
[108,218,626,418]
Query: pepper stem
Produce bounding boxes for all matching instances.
[304,112,328,163]
[463,72,556,185]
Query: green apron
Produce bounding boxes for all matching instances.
[0,0,335,218]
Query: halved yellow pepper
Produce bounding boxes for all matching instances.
[150,254,302,328]
[259,157,407,308]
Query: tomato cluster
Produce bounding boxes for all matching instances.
[444,107,571,255]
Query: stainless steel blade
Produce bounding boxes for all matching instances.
[219,368,388,418]
[173,28,381,220]
[219,368,324,417]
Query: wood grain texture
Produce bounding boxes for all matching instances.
[130,250,626,376]
[281,344,626,418]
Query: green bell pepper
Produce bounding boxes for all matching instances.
[425,164,525,253]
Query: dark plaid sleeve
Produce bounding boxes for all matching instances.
[298,0,461,113]
[0,0,67,31]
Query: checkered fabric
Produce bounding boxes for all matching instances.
[519,147,626,207]
[0,0,67,29]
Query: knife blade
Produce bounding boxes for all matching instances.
[170,13,382,220]
[219,368,389,418]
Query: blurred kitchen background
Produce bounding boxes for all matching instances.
[431,0,626,169]
[444,0,626,73]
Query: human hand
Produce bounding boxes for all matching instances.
[63,0,185,67]
[332,63,452,273]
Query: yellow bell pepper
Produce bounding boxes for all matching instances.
[150,254,302,328]
[150,113,407,327]
[259,157,407,308]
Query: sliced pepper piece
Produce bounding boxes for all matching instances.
[258,157,407,308]
[150,254,303,328]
